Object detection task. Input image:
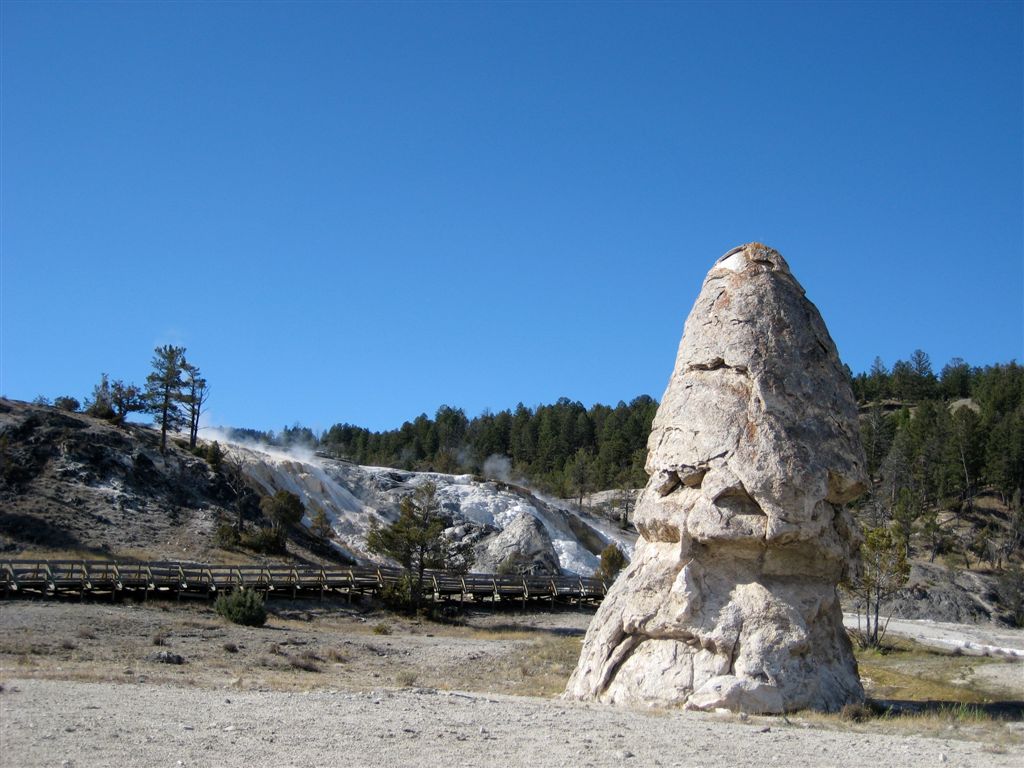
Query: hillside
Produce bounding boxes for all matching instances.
[0,399,632,575]
[2,395,1021,625]
[0,399,240,561]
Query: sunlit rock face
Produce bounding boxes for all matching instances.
[565,243,867,713]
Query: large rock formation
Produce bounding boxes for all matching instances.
[565,243,867,713]
[473,512,562,575]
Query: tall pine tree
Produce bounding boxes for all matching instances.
[146,345,187,453]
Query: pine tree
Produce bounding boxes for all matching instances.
[310,506,333,540]
[365,482,474,609]
[109,379,146,424]
[260,490,305,532]
[594,543,627,582]
[85,373,116,419]
[867,356,889,401]
[845,526,911,647]
[909,349,936,400]
[145,345,188,453]
[181,362,209,450]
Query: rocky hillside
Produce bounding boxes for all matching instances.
[0,399,241,561]
[0,399,634,574]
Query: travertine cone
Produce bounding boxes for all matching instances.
[565,244,867,713]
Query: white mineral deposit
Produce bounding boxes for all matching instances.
[566,243,868,713]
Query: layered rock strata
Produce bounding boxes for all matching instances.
[565,243,867,713]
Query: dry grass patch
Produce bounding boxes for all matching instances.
[855,636,1015,703]
[485,634,583,697]
[776,637,1024,746]
[796,703,1023,747]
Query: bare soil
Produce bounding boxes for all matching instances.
[1,598,1022,767]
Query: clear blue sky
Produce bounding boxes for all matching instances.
[2,1,1021,434]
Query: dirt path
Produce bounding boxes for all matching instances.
[1,677,1017,768]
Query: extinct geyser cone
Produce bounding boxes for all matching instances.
[564,243,867,713]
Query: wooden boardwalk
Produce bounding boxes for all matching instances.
[0,559,608,606]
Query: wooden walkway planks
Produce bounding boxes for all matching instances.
[0,559,608,605]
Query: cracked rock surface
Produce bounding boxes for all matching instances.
[565,243,867,713]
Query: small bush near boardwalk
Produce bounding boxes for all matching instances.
[214,588,267,627]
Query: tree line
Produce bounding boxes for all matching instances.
[847,351,1024,634]
[853,352,1023,513]
[231,396,659,501]
[38,345,209,454]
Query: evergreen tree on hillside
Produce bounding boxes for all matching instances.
[260,490,305,532]
[146,345,188,453]
[365,482,474,609]
[940,357,972,399]
[109,379,146,424]
[84,373,116,420]
[909,349,937,400]
[868,356,889,400]
[181,362,209,450]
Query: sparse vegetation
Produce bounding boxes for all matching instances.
[310,505,333,540]
[845,526,912,647]
[260,490,305,533]
[239,526,286,554]
[53,396,80,412]
[288,651,321,672]
[214,521,241,548]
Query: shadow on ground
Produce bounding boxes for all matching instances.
[872,698,1024,720]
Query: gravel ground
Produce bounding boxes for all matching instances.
[1,677,1019,768]
[1,601,1022,767]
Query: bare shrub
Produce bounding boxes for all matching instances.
[839,703,872,722]
[288,652,321,672]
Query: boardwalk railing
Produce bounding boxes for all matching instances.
[0,559,608,605]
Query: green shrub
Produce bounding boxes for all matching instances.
[260,490,304,530]
[240,526,287,554]
[206,440,224,470]
[214,588,267,627]
[380,574,414,612]
[215,522,240,548]
[53,396,80,412]
[594,543,627,582]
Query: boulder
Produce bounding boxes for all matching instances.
[565,243,867,713]
[475,512,561,575]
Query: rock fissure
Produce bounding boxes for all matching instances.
[686,358,750,374]
[727,619,744,674]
